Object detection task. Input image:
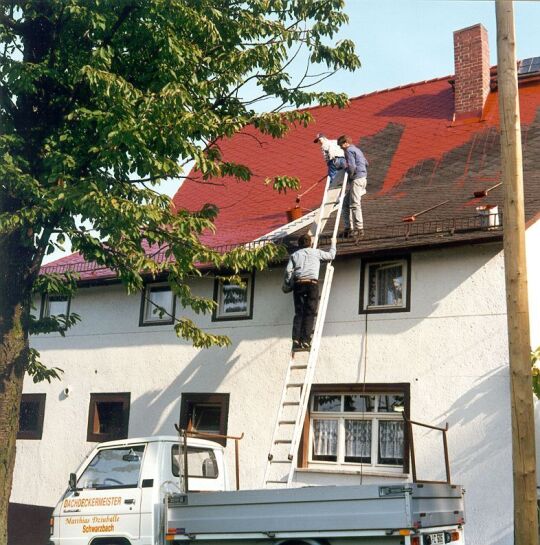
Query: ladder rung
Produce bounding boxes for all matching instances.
[278,420,295,425]
[266,480,287,484]
[290,364,307,370]
[268,460,291,464]
[274,439,292,444]
[286,383,303,388]
[283,402,300,406]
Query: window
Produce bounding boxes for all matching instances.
[359,256,411,313]
[140,284,175,325]
[179,393,229,446]
[17,394,46,440]
[171,445,219,479]
[77,445,145,489]
[40,294,71,319]
[301,384,409,474]
[87,393,130,442]
[212,272,254,321]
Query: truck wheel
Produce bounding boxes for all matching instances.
[277,540,329,545]
[89,539,131,545]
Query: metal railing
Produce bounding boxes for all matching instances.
[403,414,451,485]
[41,212,503,276]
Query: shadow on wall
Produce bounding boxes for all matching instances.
[436,366,513,545]
[127,332,288,438]
[440,366,510,476]
[8,503,53,545]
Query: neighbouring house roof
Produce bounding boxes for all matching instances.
[42,71,540,281]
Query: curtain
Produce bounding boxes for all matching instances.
[312,419,338,457]
[379,421,404,462]
[376,266,402,306]
[345,420,371,459]
[369,264,403,306]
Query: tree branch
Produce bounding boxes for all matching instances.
[101,4,137,49]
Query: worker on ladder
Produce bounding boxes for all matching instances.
[313,133,346,185]
[283,234,337,352]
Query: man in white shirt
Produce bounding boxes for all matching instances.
[314,133,346,185]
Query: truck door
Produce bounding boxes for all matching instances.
[59,444,145,542]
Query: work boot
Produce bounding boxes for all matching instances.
[301,341,311,352]
[292,340,302,352]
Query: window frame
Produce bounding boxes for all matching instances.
[179,393,230,446]
[40,294,71,321]
[299,383,410,474]
[359,255,411,314]
[212,272,255,322]
[171,445,220,479]
[17,393,46,440]
[139,283,176,326]
[87,392,131,442]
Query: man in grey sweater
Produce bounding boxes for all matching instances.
[284,234,336,352]
[338,134,369,237]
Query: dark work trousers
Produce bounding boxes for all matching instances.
[292,282,319,343]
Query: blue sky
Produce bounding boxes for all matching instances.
[325,0,540,97]
[43,1,540,263]
[156,1,539,197]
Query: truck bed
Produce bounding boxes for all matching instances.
[166,483,465,540]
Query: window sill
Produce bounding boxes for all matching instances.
[297,467,409,479]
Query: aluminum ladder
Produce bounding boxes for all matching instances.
[263,172,349,488]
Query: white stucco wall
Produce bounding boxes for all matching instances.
[526,219,540,487]
[527,218,540,349]
[13,242,513,545]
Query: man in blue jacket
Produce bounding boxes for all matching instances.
[338,134,368,237]
[284,234,336,352]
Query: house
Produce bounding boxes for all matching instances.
[9,24,540,545]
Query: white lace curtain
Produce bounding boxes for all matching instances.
[312,419,338,456]
[345,420,371,458]
[379,421,404,460]
[313,418,404,463]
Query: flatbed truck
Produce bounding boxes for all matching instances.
[50,435,465,545]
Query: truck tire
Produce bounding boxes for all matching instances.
[89,539,131,545]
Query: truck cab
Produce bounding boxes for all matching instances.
[50,435,227,545]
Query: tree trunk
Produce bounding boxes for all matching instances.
[0,237,33,545]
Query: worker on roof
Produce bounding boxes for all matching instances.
[338,134,368,238]
[283,234,337,352]
[314,133,346,185]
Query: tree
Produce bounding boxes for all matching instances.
[0,0,358,540]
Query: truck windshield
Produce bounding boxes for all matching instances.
[77,445,145,489]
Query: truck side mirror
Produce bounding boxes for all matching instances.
[68,473,77,491]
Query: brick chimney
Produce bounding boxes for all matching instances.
[453,24,491,119]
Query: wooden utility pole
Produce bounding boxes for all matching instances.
[495,2,538,544]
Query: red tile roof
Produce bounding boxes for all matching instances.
[173,75,540,244]
[42,73,540,279]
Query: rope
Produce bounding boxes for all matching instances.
[359,311,369,485]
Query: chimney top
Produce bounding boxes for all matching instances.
[453,24,491,120]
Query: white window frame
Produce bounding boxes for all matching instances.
[212,273,254,321]
[360,256,410,313]
[140,283,175,326]
[41,294,71,319]
[307,391,407,475]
